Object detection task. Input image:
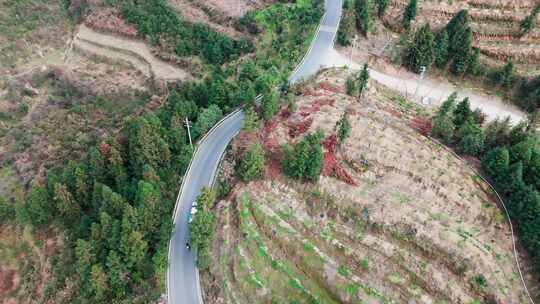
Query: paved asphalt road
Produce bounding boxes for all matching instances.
[167,1,342,303]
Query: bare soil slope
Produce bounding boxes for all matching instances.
[75,24,190,81]
[203,69,535,303]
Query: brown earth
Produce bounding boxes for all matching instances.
[0,225,64,304]
[74,24,191,81]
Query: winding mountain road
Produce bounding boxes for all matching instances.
[166,1,342,303]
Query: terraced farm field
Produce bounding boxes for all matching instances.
[202,69,537,303]
[383,0,540,75]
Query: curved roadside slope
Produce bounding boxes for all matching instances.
[75,25,189,81]
[167,1,343,303]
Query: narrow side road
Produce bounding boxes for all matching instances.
[324,48,527,124]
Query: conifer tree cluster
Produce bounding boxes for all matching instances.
[406,23,435,73]
[238,143,266,182]
[405,10,482,76]
[337,0,392,44]
[283,132,324,181]
[431,95,540,277]
[431,93,485,155]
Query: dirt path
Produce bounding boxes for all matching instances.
[74,25,189,81]
[324,49,527,124]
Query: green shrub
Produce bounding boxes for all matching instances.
[238,143,266,182]
[283,131,324,181]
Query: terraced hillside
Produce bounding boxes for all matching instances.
[203,69,536,303]
[383,0,540,74]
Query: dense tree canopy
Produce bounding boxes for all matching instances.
[406,23,435,73]
[119,0,252,64]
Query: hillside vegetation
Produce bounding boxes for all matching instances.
[0,0,325,302]
[202,69,536,303]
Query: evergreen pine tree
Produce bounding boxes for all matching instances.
[434,30,449,68]
[453,97,473,127]
[484,117,512,150]
[90,264,109,301]
[496,60,515,88]
[451,26,473,75]
[524,149,540,190]
[432,115,456,144]
[17,184,52,227]
[336,113,352,144]
[106,250,127,298]
[509,139,534,165]
[406,23,435,73]
[438,92,458,116]
[456,118,485,156]
[402,0,417,30]
[357,63,370,97]
[337,6,356,46]
[521,4,540,35]
[376,0,389,18]
[355,0,372,35]
[238,143,266,182]
[243,107,260,132]
[482,147,510,178]
[431,93,457,143]
[467,47,481,75]
[446,9,469,49]
[262,90,279,120]
[283,132,324,181]
[126,115,171,177]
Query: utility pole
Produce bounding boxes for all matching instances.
[185,117,193,148]
[350,34,358,68]
[414,66,426,97]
